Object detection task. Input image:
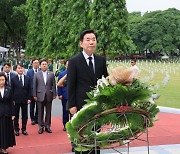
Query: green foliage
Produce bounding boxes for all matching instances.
[0,0,26,60]
[129,8,180,57]
[86,80,151,109]
[25,0,130,58]
[26,0,43,57]
[89,0,134,56]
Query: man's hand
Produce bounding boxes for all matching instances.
[12,116,15,120]
[53,96,56,100]
[59,96,63,100]
[27,100,31,104]
[34,97,37,102]
[69,107,77,115]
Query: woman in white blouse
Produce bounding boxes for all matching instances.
[0,72,16,154]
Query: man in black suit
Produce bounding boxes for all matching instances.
[67,29,108,153]
[11,63,31,136]
[26,58,39,125]
[2,62,17,86]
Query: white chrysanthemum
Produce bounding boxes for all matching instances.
[97,76,109,89]
[101,76,109,86]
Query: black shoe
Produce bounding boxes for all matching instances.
[63,127,66,131]
[15,131,19,136]
[31,121,36,125]
[38,128,44,134]
[45,128,52,133]
[35,121,38,124]
[72,146,75,152]
[22,130,28,135]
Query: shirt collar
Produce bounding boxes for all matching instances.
[18,74,24,78]
[82,51,94,60]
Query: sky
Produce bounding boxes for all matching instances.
[126,0,180,13]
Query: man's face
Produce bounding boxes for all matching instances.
[16,65,24,75]
[80,33,97,55]
[40,61,48,71]
[3,65,11,73]
[0,76,5,88]
[32,60,39,69]
[131,61,136,66]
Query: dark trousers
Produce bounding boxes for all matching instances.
[37,97,52,129]
[14,103,28,131]
[62,99,69,127]
[30,96,38,122]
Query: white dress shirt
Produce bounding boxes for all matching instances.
[42,71,47,84]
[82,51,95,71]
[0,87,5,98]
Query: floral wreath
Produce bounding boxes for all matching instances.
[66,66,160,152]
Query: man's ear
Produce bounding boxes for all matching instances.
[79,41,83,48]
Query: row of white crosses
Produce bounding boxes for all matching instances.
[108,59,180,90]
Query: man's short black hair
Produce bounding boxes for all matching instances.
[31,58,39,64]
[131,59,136,63]
[39,59,48,65]
[3,62,11,67]
[80,29,97,42]
[15,63,24,70]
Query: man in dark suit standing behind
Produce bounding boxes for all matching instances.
[33,59,56,134]
[67,29,108,153]
[11,63,31,136]
[26,58,39,125]
[2,62,17,86]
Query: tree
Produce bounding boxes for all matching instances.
[129,8,180,58]
[0,0,26,61]
[65,0,91,57]
[89,0,133,56]
[26,0,43,57]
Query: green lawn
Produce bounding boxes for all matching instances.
[108,60,180,109]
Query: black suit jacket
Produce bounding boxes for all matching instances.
[11,75,31,104]
[67,52,108,110]
[0,86,15,117]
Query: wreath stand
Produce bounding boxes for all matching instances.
[76,108,151,154]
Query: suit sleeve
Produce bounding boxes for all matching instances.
[67,58,77,109]
[57,73,63,96]
[103,57,108,77]
[52,73,57,97]
[27,77,31,100]
[10,88,15,116]
[33,73,37,97]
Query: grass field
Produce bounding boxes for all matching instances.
[108,59,180,109]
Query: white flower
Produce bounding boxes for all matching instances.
[101,76,109,86]
[97,76,110,89]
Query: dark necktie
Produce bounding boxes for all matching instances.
[20,75,23,86]
[88,57,94,75]
[7,73,10,84]
[35,69,37,73]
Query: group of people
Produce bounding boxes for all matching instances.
[0,29,140,154]
[0,58,58,153]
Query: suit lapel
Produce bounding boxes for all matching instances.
[94,55,98,82]
[46,71,50,84]
[2,87,9,100]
